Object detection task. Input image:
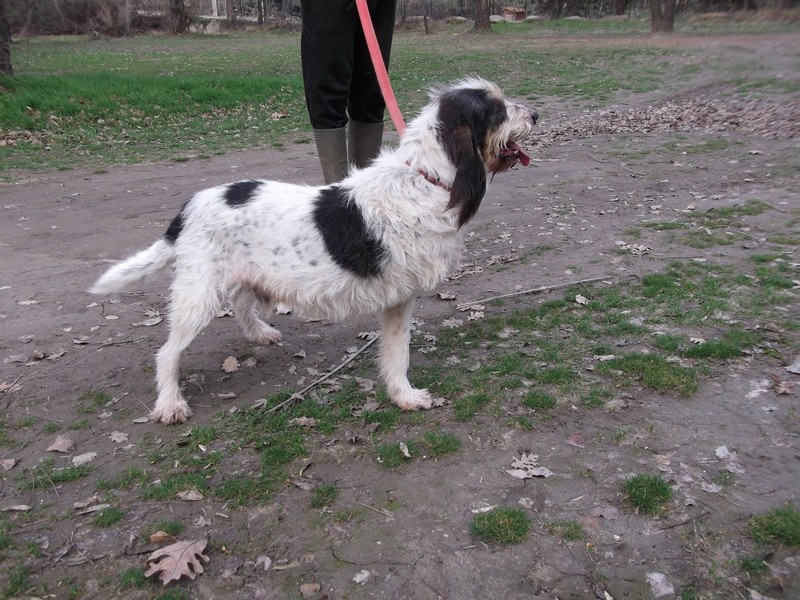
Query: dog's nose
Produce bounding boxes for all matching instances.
[530,110,539,125]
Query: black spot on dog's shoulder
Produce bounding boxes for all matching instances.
[164,201,189,244]
[313,186,386,278]
[225,180,262,208]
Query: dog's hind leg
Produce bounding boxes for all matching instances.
[230,284,283,346]
[151,271,222,424]
[380,300,434,411]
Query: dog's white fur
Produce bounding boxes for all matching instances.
[90,78,536,424]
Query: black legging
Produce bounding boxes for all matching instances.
[300,0,396,130]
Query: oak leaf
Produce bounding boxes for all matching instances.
[145,539,210,584]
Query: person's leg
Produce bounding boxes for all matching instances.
[347,0,395,169]
[301,0,357,182]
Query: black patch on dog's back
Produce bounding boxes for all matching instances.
[225,180,262,207]
[164,202,188,244]
[313,186,386,278]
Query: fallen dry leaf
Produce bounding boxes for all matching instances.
[110,431,129,444]
[145,538,210,585]
[222,356,239,373]
[1,458,18,471]
[150,531,177,544]
[770,373,795,395]
[506,453,554,479]
[1,504,32,512]
[177,490,204,501]
[289,417,318,428]
[575,294,589,305]
[72,452,97,466]
[300,582,321,598]
[353,569,372,584]
[398,442,412,458]
[46,434,75,453]
[565,432,586,448]
[75,503,111,515]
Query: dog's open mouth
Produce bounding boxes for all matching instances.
[499,141,531,167]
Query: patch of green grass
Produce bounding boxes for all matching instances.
[644,221,686,231]
[14,416,36,429]
[24,540,44,558]
[748,504,800,546]
[68,418,92,430]
[740,555,769,578]
[92,507,126,527]
[217,473,283,506]
[707,200,770,219]
[713,471,735,487]
[453,391,492,421]
[18,459,93,490]
[119,567,148,589]
[142,520,185,539]
[75,388,113,414]
[755,265,796,289]
[376,441,417,469]
[682,328,759,359]
[522,390,557,412]
[3,566,28,598]
[544,519,586,541]
[470,507,531,546]
[580,386,611,408]
[749,253,786,263]
[310,483,339,509]
[652,334,684,353]
[622,474,673,515]
[97,467,149,491]
[419,431,462,457]
[43,422,61,434]
[597,353,698,396]
[141,473,208,501]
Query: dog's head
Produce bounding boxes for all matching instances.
[434,78,537,227]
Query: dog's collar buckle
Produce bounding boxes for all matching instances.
[405,161,451,192]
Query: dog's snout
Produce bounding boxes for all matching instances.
[530,110,539,125]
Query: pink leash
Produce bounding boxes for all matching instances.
[355,0,406,137]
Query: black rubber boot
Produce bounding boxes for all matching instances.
[348,120,384,170]
[313,127,348,184]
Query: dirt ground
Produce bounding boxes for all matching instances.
[1,33,799,600]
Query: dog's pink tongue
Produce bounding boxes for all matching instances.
[508,141,531,166]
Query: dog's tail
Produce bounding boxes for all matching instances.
[89,239,175,295]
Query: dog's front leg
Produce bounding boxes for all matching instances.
[380,300,434,410]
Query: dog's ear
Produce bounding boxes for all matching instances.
[446,124,486,228]
[438,87,507,228]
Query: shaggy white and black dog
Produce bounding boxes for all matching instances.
[90,78,537,424]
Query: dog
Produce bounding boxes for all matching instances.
[90,78,537,424]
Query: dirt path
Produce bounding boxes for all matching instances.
[1,33,798,600]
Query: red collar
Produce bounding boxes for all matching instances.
[406,161,451,192]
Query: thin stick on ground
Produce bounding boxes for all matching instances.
[456,275,613,311]
[265,335,380,414]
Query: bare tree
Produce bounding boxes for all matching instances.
[474,0,490,31]
[226,0,235,25]
[0,0,11,75]
[650,0,676,32]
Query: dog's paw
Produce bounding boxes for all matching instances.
[393,387,435,411]
[149,402,192,425]
[251,325,283,346]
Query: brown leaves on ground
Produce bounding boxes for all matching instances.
[145,538,210,585]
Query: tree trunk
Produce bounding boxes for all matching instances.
[650,0,675,33]
[474,0,491,32]
[226,0,235,24]
[123,0,132,36]
[0,0,12,75]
